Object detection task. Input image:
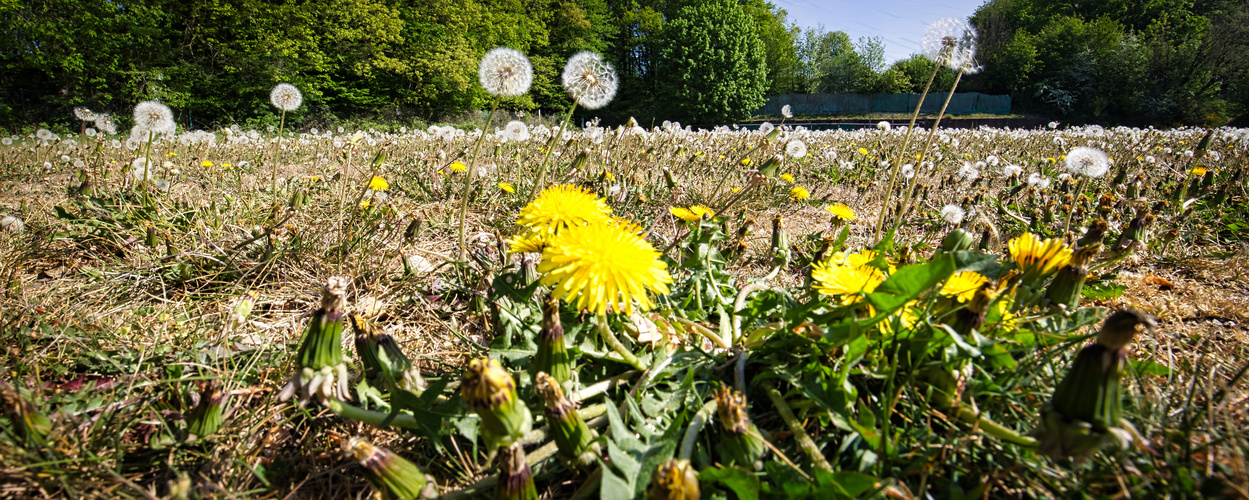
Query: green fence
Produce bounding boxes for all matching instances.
[757,92,1011,116]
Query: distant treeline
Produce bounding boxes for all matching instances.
[1,0,1245,131]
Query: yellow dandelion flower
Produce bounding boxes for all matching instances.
[539,221,672,315]
[879,301,921,335]
[811,251,887,304]
[1189,166,1209,175]
[450,161,467,173]
[360,200,371,209]
[518,184,612,236]
[731,187,741,193]
[826,203,857,221]
[604,171,615,181]
[858,148,869,156]
[790,186,810,201]
[507,232,545,254]
[779,173,795,183]
[941,271,988,303]
[1009,232,1073,284]
[166,152,177,157]
[222,163,232,169]
[201,160,213,167]
[498,182,515,193]
[368,176,389,191]
[669,205,715,222]
[741,158,752,166]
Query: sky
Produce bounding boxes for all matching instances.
[772,0,988,65]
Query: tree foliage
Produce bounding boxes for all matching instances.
[656,0,767,124]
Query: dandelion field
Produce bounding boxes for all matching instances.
[1,110,1247,499]
[4,29,1249,497]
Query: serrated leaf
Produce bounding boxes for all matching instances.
[607,439,641,481]
[599,460,635,500]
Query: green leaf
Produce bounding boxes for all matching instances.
[599,460,635,500]
[866,254,956,313]
[1129,359,1172,376]
[699,465,760,500]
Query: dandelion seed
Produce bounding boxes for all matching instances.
[480,47,534,98]
[270,83,303,111]
[562,51,616,109]
[940,204,965,224]
[1065,146,1110,178]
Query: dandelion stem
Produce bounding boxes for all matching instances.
[764,382,833,473]
[678,400,718,460]
[1062,177,1089,238]
[596,314,645,371]
[874,56,942,241]
[528,103,579,202]
[895,67,966,231]
[272,109,286,210]
[456,98,499,261]
[141,131,155,208]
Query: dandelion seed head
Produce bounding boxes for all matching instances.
[785,139,807,158]
[74,107,96,121]
[1003,164,1023,177]
[479,47,533,98]
[133,101,175,135]
[1065,146,1110,178]
[1,216,23,233]
[562,51,616,109]
[876,121,891,131]
[270,83,303,112]
[940,204,965,224]
[781,104,793,118]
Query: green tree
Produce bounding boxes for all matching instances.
[742,0,801,95]
[656,0,766,124]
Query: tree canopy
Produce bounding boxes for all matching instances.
[1,0,1244,129]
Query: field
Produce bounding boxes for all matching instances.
[1,117,1247,499]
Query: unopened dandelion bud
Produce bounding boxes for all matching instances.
[662,168,677,189]
[1076,218,1109,248]
[569,150,589,172]
[951,282,995,335]
[758,155,782,178]
[535,372,599,465]
[352,314,413,388]
[1035,310,1155,460]
[185,380,229,439]
[714,387,766,469]
[403,217,423,244]
[1045,242,1100,311]
[648,458,699,500]
[289,188,306,211]
[280,277,351,404]
[532,297,571,384]
[940,228,974,253]
[1115,215,1153,252]
[0,379,52,447]
[496,442,538,500]
[461,357,532,448]
[770,215,789,268]
[348,437,436,500]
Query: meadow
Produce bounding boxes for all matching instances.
[1,42,1248,499]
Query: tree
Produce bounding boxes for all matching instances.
[656,0,766,124]
[742,0,801,95]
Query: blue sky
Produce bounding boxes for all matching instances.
[772,0,988,64]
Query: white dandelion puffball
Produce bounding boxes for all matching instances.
[270,83,303,112]
[505,120,530,142]
[758,122,775,136]
[36,128,53,141]
[1,137,10,146]
[131,158,154,182]
[133,101,175,135]
[1028,173,1051,189]
[1003,164,1023,177]
[781,104,793,118]
[957,162,979,180]
[876,121,891,131]
[901,163,915,179]
[785,139,807,158]
[74,107,96,121]
[1065,146,1110,178]
[940,204,966,225]
[479,47,533,98]
[562,51,618,110]
[921,17,978,72]
[1,216,23,233]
